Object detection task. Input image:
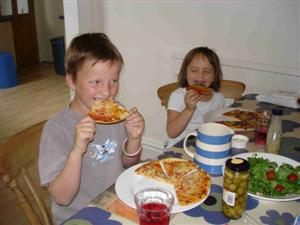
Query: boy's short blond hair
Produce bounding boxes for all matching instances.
[65,33,123,80]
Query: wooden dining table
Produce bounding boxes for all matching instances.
[61,94,300,225]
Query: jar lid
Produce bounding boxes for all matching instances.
[226,157,249,171]
[272,108,283,116]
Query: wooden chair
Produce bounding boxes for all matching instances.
[157,80,246,108]
[157,82,180,108]
[0,121,53,225]
[219,80,246,101]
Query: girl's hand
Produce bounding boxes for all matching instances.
[185,90,202,111]
[185,90,213,110]
[125,107,145,140]
[73,117,96,157]
[199,93,213,102]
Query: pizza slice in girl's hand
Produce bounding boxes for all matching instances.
[187,84,213,95]
[88,99,129,124]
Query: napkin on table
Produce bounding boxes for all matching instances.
[256,90,300,109]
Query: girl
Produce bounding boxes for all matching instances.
[167,47,224,147]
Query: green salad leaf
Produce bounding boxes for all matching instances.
[247,154,300,197]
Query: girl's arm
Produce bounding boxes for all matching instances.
[167,108,194,138]
[167,90,201,138]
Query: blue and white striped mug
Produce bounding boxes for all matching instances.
[183,122,234,175]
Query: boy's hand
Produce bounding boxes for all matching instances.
[125,107,145,140]
[73,116,96,157]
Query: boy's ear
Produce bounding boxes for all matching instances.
[65,74,76,90]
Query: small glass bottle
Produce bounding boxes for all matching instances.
[222,157,250,219]
[266,108,283,154]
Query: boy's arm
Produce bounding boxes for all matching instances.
[48,117,95,205]
[122,108,145,168]
[121,138,142,167]
[48,151,83,205]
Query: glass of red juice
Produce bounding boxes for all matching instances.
[255,109,271,148]
[134,188,174,225]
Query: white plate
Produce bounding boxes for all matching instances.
[234,152,300,201]
[115,163,210,213]
[203,107,254,131]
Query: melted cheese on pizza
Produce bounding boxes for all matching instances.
[89,99,129,123]
[135,158,210,206]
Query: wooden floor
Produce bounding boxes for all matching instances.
[0,63,70,225]
[0,63,70,144]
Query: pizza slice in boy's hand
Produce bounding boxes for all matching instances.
[187,84,213,95]
[88,99,129,124]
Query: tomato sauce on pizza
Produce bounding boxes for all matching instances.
[89,99,129,124]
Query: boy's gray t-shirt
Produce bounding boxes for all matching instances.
[39,107,126,224]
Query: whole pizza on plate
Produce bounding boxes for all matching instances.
[135,158,211,206]
[88,99,129,124]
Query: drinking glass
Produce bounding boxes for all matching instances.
[134,188,174,225]
[255,109,271,149]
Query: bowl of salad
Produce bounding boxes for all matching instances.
[234,152,300,201]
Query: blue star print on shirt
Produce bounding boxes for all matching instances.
[90,139,117,163]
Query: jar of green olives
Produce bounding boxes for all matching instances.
[222,157,250,219]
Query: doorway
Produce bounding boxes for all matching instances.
[11,0,39,68]
[10,0,65,70]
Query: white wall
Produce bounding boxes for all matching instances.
[63,0,79,47]
[35,0,65,62]
[63,0,300,149]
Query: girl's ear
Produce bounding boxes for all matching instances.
[65,74,76,90]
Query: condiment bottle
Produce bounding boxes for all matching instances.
[222,157,250,219]
[266,108,283,154]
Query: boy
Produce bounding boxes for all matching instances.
[39,33,145,224]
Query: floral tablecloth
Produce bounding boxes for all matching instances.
[61,94,300,225]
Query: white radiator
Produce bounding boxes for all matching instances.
[221,58,300,95]
[171,54,300,95]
